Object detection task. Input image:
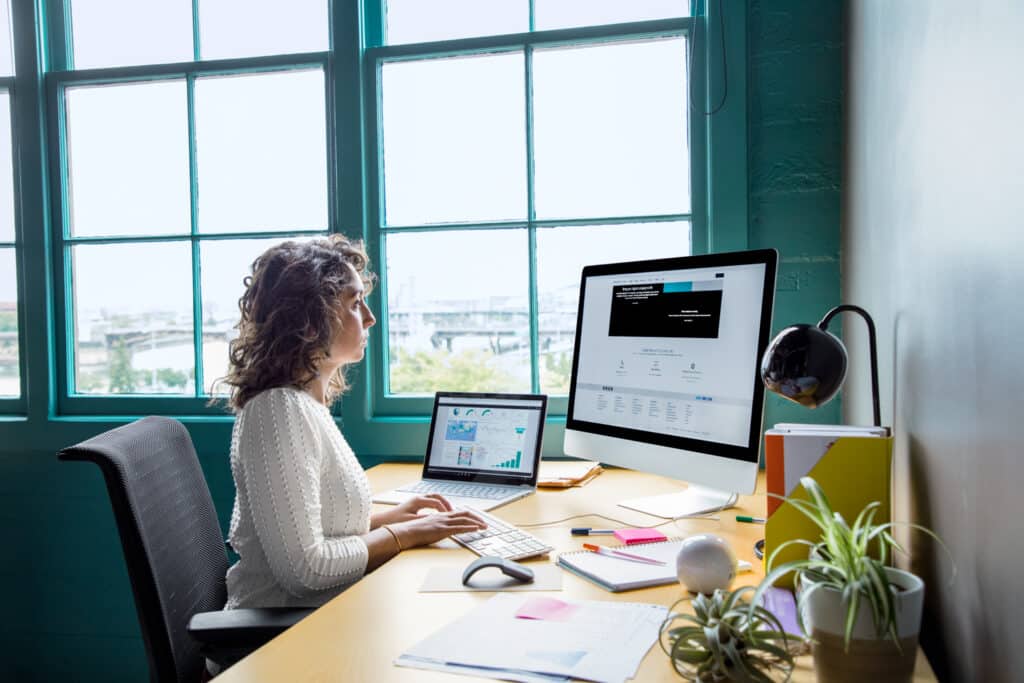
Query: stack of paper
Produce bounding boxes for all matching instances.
[396,593,668,683]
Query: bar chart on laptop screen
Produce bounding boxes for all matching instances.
[438,408,531,473]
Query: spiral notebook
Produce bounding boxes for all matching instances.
[558,538,752,593]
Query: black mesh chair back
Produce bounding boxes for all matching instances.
[59,417,229,683]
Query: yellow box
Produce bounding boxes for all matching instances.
[764,425,893,584]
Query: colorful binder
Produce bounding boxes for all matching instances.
[764,424,893,584]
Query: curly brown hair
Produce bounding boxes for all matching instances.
[220,235,375,411]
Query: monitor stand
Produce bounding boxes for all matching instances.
[618,485,738,519]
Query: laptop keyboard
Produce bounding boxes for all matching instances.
[451,506,553,561]
[401,481,512,500]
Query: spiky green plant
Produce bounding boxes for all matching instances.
[750,476,949,650]
[659,586,801,682]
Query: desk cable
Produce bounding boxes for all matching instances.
[516,510,723,531]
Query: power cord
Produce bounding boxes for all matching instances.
[517,509,723,530]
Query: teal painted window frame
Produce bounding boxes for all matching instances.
[3,1,745,463]
[46,0,338,417]
[0,75,24,412]
[340,1,747,457]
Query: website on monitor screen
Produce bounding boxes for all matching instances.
[572,263,766,447]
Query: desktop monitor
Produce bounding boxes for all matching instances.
[563,249,778,518]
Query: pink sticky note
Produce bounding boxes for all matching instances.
[613,528,667,545]
[515,597,579,622]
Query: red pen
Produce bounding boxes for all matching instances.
[582,543,666,566]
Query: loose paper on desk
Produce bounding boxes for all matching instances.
[396,593,668,683]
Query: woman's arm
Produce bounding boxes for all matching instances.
[369,493,452,529]
[363,509,490,572]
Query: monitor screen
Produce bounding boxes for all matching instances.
[564,249,777,501]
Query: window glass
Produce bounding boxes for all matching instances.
[72,242,194,395]
[0,90,13,241]
[0,0,12,76]
[535,221,690,393]
[194,69,327,233]
[199,236,320,394]
[0,247,17,397]
[381,53,526,226]
[534,0,688,31]
[71,0,193,69]
[385,229,530,394]
[386,0,527,45]
[532,37,689,220]
[65,81,190,237]
[198,0,328,60]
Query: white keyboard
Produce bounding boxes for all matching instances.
[451,507,553,561]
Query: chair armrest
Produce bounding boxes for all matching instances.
[188,607,313,649]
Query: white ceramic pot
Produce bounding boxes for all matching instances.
[800,567,924,683]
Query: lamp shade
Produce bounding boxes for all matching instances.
[760,323,848,410]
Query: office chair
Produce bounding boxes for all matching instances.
[58,416,312,682]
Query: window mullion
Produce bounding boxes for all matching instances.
[187,74,203,397]
[524,44,539,393]
[191,0,201,61]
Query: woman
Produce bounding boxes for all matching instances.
[221,235,486,609]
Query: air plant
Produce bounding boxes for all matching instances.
[660,585,803,682]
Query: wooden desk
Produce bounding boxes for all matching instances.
[218,464,936,682]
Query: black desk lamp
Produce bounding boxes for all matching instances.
[759,304,881,427]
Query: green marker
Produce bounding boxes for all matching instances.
[735,515,766,524]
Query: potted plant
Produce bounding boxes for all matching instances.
[751,476,949,683]
[660,585,804,682]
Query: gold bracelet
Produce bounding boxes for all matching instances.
[383,524,403,552]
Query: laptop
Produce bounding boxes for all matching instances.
[372,392,548,511]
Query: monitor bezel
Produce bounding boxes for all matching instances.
[564,249,778,465]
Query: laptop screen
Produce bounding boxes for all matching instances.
[423,392,548,485]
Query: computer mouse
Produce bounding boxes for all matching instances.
[462,556,535,586]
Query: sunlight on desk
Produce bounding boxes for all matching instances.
[215,464,936,682]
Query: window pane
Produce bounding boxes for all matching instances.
[195,69,327,233]
[0,247,17,397]
[199,236,321,394]
[199,0,328,60]
[0,0,12,77]
[536,221,690,394]
[533,37,690,220]
[386,0,527,45]
[0,91,12,241]
[72,242,194,395]
[66,81,190,237]
[382,53,526,226]
[71,0,193,69]
[535,0,688,31]
[386,230,530,394]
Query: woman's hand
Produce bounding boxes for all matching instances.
[372,494,453,527]
[392,509,488,549]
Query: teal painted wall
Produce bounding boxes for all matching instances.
[750,0,843,429]
[0,2,842,679]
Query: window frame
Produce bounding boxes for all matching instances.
[46,1,337,416]
[0,76,24,412]
[7,0,745,440]
[340,2,747,456]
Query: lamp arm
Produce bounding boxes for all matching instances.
[817,305,881,427]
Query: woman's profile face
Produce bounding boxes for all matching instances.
[326,264,376,366]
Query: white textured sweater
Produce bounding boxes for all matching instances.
[225,387,372,609]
